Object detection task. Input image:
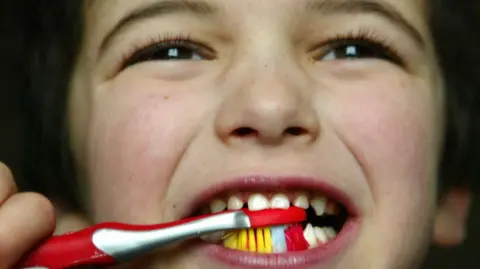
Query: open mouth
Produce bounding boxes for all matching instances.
[193,191,348,253]
[195,192,348,251]
[184,177,360,268]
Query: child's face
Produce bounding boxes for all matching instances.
[68,0,452,268]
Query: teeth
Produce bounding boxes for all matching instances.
[303,224,318,249]
[325,201,339,215]
[248,193,269,211]
[270,193,290,209]
[314,227,328,244]
[293,193,309,209]
[227,195,244,210]
[310,196,327,216]
[210,199,227,213]
[323,227,337,239]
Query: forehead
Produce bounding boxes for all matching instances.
[89,0,425,11]
[84,0,430,61]
[87,0,427,27]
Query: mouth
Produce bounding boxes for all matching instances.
[184,176,360,269]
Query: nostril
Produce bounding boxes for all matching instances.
[284,127,308,136]
[232,127,259,137]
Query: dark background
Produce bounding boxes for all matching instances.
[1,74,479,268]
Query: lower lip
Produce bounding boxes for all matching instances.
[200,218,360,269]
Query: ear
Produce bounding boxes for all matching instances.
[433,188,472,247]
[54,207,92,235]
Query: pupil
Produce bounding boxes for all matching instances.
[333,44,377,60]
[345,46,358,58]
[162,47,192,59]
[168,48,179,58]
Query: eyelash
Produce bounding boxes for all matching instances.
[118,30,404,71]
[118,32,210,70]
[316,29,404,66]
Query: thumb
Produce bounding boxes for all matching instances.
[0,193,55,269]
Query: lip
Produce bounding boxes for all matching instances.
[200,217,360,269]
[181,176,359,218]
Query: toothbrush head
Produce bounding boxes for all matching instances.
[243,207,306,228]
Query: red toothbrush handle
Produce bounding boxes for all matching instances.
[19,227,116,269]
[18,218,212,269]
[20,217,200,269]
[19,208,306,268]
[18,216,226,269]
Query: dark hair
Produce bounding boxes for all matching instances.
[14,0,85,211]
[11,0,480,212]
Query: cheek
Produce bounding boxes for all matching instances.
[330,75,440,262]
[85,78,207,223]
[330,76,438,202]
[341,92,435,193]
[342,88,436,215]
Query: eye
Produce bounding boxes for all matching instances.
[318,39,401,64]
[123,41,214,69]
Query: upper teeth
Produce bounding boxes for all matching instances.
[248,193,270,211]
[270,193,290,209]
[210,200,227,213]
[310,196,327,216]
[325,200,339,215]
[210,199,227,213]
[293,193,309,209]
[227,195,244,210]
[208,193,338,216]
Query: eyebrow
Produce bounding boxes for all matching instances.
[99,0,219,54]
[99,0,425,56]
[306,0,426,49]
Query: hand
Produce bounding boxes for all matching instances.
[0,162,55,269]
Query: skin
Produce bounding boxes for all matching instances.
[0,0,472,268]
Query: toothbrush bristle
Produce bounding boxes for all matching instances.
[285,224,309,251]
[222,224,309,253]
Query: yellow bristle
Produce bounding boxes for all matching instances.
[239,229,248,251]
[223,233,238,249]
[263,228,272,253]
[256,228,265,253]
[248,229,256,252]
[221,228,272,253]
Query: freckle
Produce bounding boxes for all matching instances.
[173,204,177,209]
[164,95,169,100]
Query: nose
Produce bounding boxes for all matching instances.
[215,68,320,147]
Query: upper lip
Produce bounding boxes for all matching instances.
[180,175,359,218]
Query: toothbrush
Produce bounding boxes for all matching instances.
[19,207,306,269]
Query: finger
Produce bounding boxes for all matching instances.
[0,192,55,269]
[0,162,18,206]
